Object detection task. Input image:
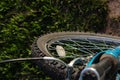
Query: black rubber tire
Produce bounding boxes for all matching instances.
[31,32,120,80]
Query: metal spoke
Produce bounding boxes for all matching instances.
[86,38,104,52]
[68,39,94,55]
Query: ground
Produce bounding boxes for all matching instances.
[104,0,120,36]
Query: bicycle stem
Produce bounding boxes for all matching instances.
[79,46,120,80]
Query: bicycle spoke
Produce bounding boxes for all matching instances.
[68,39,95,55]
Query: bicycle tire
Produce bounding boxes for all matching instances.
[31,32,120,80]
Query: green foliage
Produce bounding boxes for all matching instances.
[0,0,108,79]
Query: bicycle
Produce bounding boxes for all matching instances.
[1,32,120,80]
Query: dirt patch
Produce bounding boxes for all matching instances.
[105,19,120,36]
[108,0,120,18]
[104,0,120,36]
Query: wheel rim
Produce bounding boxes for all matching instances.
[47,38,118,62]
[40,34,120,80]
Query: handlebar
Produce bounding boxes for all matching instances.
[80,46,120,80]
[80,58,113,80]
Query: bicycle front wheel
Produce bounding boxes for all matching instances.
[32,32,120,80]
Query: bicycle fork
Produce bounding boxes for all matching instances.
[79,46,120,80]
